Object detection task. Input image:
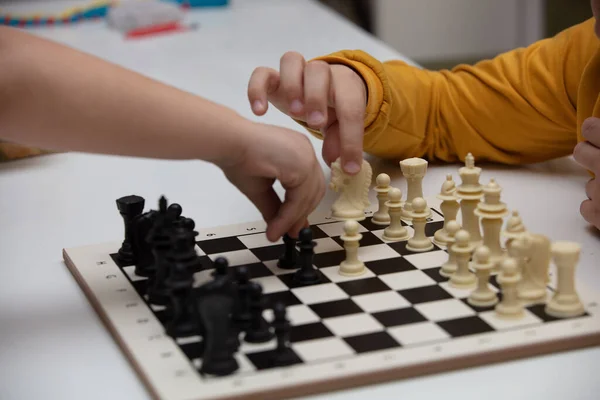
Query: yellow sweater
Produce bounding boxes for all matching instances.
[305,18,600,165]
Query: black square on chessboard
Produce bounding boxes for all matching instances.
[240,262,273,279]
[337,277,390,296]
[178,340,204,360]
[525,303,589,322]
[365,257,417,276]
[359,216,406,231]
[331,231,383,248]
[277,269,331,289]
[424,221,445,237]
[262,291,302,308]
[387,240,442,256]
[290,322,334,343]
[196,236,246,255]
[398,285,453,304]
[110,253,133,268]
[308,224,330,239]
[130,279,149,297]
[344,331,400,354]
[460,297,499,313]
[372,307,427,327]
[245,348,303,370]
[422,267,450,283]
[310,299,363,319]
[313,250,347,269]
[437,316,495,337]
[250,244,285,262]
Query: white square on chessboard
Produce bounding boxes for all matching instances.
[427,209,444,222]
[122,265,146,281]
[387,321,451,345]
[403,250,448,270]
[291,283,349,305]
[193,269,214,287]
[378,270,437,291]
[239,338,275,355]
[237,232,283,249]
[263,304,320,326]
[313,237,344,254]
[371,227,416,243]
[320,265,376,283]
[479,309,543,330]
[358,244,403,262]
[316,221,368,237]
[292,337,355,362]
[194,244,205,256]
[208,249,260,266]
[251,275,289,294]
[352,291,412,313]
[414,298,476,321]
[322,313,384,337]
[439,281,498,299]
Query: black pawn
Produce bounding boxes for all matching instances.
[277,233,298,269]
[232,266,252,329]
[293,228,320,285]
[116,195,145,264]
[167,203,183,222]
[270,302,299,367]
[244,282,274,343]
[146,196,175,305]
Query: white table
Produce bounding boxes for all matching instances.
[0,1,599,399]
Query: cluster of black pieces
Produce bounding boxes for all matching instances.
[115,195,299,376]
[278,229,322,285]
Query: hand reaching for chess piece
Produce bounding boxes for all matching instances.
[574,116,600,230]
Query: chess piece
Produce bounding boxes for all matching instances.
[474,178,509,272]
[329,157,372,221]
[167,203,183,224]
[440,220,461,278]
[339,220,366,276]
[293,228,321,285]
[502,210,527,254]
[399,157,431,220]
[116,195,145,264]
[406,197,434,252]
[456,153,483,246]
[232,265,253,329]
[515,233,550,303]
[449,230,477,288]
[467,245,498,307]
[382,188,409,241]
[131,210,158,277]
[244,282,274,343]
[495,257,524,319]
[278,233,298,269]
[270,302,299,367]
[147,196,175,305]
[372,173,391,225]
[545,241,585,318]
[433,174,460,247]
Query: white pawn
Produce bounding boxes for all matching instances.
[382,188,409,241]
[450,230,477,288]
[440,220,461,278]
[468,246,498,307]
[545,241,585,318]
[338,220,366,276]
[406,197,434,252]
[433,174,460,247]
[372,173,391,225]
[495,258,524,319]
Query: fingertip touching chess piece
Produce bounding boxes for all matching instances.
[440,220,461,278]
[467,245,498,307]
[406,197,434,252]
[339,220,366,276]
[449,229,477,288]
[278,233,298,269]
[382,187,409,241]
[495,257,524,319]
[329,157,372,221]
[372,173,391,225]
[545,241,585,318]
[433,174,460,247]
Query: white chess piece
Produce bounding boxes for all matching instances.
[449,230,477,288]
[329,157,372,221]
[382,188,409,241]
[456,153,483,246]
[502,210,527,254]
[372,173,391,225]
[468,245,498,307]
[406,197,434,252]
[439,220,461,278]
[495,257,524,319]
[338,220,366,276]
[545,241,585,318]
[517,233,550,303]
[399,157,431,221]
[433,174,460,247]
[474,178,509,272]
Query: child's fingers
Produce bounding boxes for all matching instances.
[248,67,280,115]
[303,60,330,129]
[321,122,341,166]
[586,179,596,200]
[580,199,600,229]
[573,140,600,173]
[267,186,311,242]
[582,117,600,147]
[279,51,306,118]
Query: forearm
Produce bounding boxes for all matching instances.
[0,26,248,166]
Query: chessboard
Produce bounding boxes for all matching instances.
[62,156,600,400]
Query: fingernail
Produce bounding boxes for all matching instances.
[344,161,361,174]
[290,100,303,114]
[253,100,264,111]
[308,111,324,126]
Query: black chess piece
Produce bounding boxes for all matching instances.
[270,301,299,367]
[293,227,321,285]
[167,203,183,222]
[212,257,229,279]
[232,265,252,329]
[244,282,274,343]
[277,233,298,269]
[116,195,145,265]
[164,227,202,338]
[146,196,176,305]
[131,210,158,277]
[198,293,239,376]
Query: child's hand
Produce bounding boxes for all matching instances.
[247,52,367,175]
[574,117,600,230]
[219,121,326,242]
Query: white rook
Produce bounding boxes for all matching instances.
[545,241,585,318]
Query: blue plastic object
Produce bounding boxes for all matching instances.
[165,0,229,7]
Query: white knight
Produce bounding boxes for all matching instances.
[329,158,372,221]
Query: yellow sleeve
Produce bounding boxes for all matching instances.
[305,18,598,164]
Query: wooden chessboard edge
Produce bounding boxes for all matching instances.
[61,248,162,400]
